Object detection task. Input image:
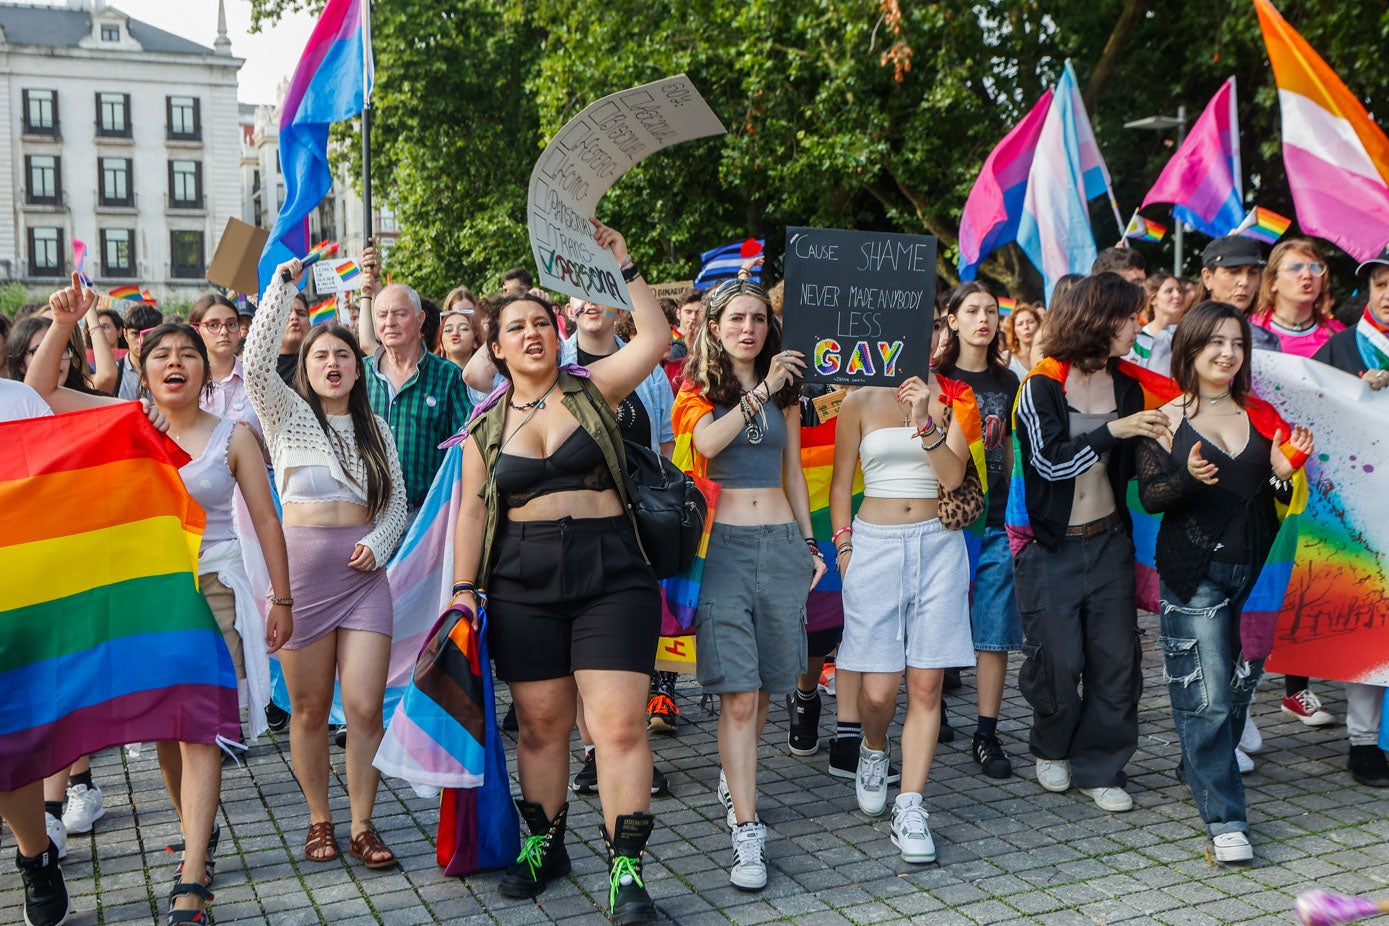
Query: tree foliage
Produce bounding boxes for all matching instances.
[250,0,1389,300]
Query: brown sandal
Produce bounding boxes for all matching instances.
[304,821,339,862]
[349,826,398,869]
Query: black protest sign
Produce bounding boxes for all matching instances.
[780,227,937,387]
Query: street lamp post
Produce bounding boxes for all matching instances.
[1124,107,1188,275]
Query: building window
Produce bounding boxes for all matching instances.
[22,89,57,135]
[97,93,129,137]
[170,230,204,279]
[100,24,120,42]
[29,227,62,277]
[168,160,202,208]
[26,155,60,204]
[100,229,134,277]
[167,96,200,140]
[100,158,132,206]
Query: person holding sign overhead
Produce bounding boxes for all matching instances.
[671,278,827,892]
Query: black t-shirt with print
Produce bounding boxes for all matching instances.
[947,366,1019,527]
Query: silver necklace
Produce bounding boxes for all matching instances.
[1201,389,1232,407]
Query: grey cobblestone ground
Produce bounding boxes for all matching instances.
[5,612,1389,924]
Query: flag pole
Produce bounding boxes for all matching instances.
[360,0,373,244]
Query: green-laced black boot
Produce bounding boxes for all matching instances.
[604,813,657,925]
[498,800,571,899]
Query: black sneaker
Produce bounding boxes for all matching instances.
[938,701,955,744]
[943,667,963,691]
[572,750,598,794]
[328,723,347,748]
[787,690,822,757]
[18,840,69,926]
[972,732,1013,779]
[265,703,289,733]
[502,704,519,732]
[1349,745,1389,787]
[651,764,669,796]
[828,736,900,784]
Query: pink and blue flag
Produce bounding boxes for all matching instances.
[72,239,91,286]
[1141,78,1245,238]
[258,0,373,292]
[1017,61,1123,303]
[957,89,1053,281]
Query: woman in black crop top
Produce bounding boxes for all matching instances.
[1136,301,1313,865]
[449,221,671,924]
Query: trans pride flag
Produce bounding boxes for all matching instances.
[259,0,373,290]
[0,404,239,789]
[1140,78,1245,238]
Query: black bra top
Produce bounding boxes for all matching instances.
[493,427,615,507]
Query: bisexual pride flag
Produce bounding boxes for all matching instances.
[0,404,239,789]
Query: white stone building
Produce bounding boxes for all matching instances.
[0,0,241,301]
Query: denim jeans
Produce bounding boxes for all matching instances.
[1159,561,1263,837]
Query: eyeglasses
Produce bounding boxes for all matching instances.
[1280,261,1326,276]
[195,321,237,334]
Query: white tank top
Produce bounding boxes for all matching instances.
[859,427,940,500]
[180,417,238,553]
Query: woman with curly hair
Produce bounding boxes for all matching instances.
[672,277,826,891]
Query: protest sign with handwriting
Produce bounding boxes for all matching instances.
[780,227,937,387]
[527,76,725,309]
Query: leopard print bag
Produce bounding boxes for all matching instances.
[938,459,986,530]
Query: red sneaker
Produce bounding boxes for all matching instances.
[1281,689,1335,726]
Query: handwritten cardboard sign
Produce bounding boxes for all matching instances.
[649,280,695,301]
[311,261,344,295]
[780,227,937,387]
[527,76,725,309]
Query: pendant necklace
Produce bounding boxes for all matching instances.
[509,377,559,412]
[1201,389,1231,407]
[746,403,768,444]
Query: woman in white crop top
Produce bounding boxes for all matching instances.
[827,311,976,865]
[246,260,408,871]
[30,277,293,922]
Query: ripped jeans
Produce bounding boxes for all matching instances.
[1159,561,1263,837]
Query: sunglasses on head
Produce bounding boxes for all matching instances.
[708,279,771,312]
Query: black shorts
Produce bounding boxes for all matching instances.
[487,515,661,682]
[806,625,843,660]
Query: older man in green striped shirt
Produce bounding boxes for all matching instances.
[364,284,470,517]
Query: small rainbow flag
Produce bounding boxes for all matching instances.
[1125,213,1168,243]
[108,285,143,302]
[997,296,1018,316]
[334,259,361,287]
[140,288,157,306]
[306,240,340,262]
[0,404,239,789]
[309,296,338,326]
[1234,206,1293,245]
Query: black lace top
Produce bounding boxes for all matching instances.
[1135,418,1292,602]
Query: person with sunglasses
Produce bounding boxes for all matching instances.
[1250,238,1343,358]
[672,276,827,891]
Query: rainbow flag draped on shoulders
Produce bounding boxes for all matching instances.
[0,403,239,789]
[937,375,990,578]
[1005,358,1307,658]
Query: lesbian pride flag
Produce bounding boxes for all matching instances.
[1140,78,1244,239]
[1255,0,1389,261]
[0,404,239,789]
[957,89,1052,281]
[259,0,373,291]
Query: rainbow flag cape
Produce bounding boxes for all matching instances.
[1233,206,1293,245]
[309,296,338,326]
[938,376,990,577]
[0,404,239,789]
[802,415,861,633]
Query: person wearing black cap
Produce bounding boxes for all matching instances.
[1307,244,1389,786]
[1146,238,1280,375]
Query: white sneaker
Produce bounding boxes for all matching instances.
[729,821,767,890]
[61,783,104,835]
[1079,786,1133,813]
[890,793,936,863]
[45,812,67,860]
[1034,757,1071,793]
[1239,715,1263,754]
[1236,747,1255,774]
[855,741,890,817]
[1211,831,1253,863]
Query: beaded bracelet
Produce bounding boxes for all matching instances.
[268,595,293,607]
[922,431,948,452]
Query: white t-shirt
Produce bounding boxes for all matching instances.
[0,379,53,421]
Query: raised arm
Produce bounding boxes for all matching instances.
[26,274,119,413]
[84,302,117,394]
[244,261,305,431]
[356,242,381,354]
[584,220,669,407]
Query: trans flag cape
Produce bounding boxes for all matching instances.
[1005,358,1307,660]
[0,403,239,789]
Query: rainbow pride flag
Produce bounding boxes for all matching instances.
[1124,214,1168,243]
[108,285,146,302]
[802,415,862,632]
[1233,206,1293,245]
[309,296,338,326]
[0,404,239,789]
[938,376,990,576]
[335,259,362,287]
[997,296,1018,316]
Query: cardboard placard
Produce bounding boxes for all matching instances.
[780,227,937,387]
[311,261,344,294]
[811,388,848,424]
[527,75,725,310]
[649,280,695,301]
[207,218,270,295]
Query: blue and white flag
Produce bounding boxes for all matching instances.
[694,238,764,289]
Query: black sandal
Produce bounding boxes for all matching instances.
[166,880,214,925]
[166,822,219,888]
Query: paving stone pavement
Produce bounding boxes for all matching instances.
[5,612,1389,924]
